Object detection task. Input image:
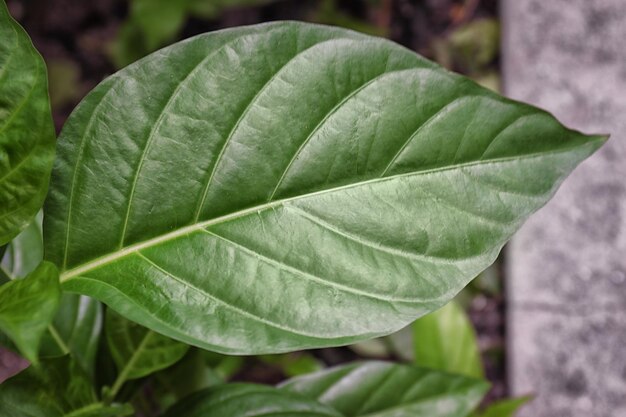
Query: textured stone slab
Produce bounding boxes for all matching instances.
[503,0,626,416]
[508,308,626,416]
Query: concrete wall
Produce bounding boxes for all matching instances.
[503,0,626,416]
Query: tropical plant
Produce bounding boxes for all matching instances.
[0,1,606,415]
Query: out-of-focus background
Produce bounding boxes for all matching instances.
[2,1,625,416]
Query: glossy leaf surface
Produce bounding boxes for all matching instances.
[46,22,606,354]
[106,309,188,381]
[0,261,59,362]
[0,0,55,245]
[0,356,134,417]
[279,361,489,417]
[163,383,342,417]
[413,300,483,378]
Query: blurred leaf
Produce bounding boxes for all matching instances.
[472,71,501,94]
[413,301,484,378]
[449,18,500,73]
[105,309,188,398]
[1,212,43,278]
[133,0,187,51]
[40,294,103,378]
[0,245,9,284]
[47,59,81,109]
[349,338,391,359]
[0,262,60,363]
[163,383,342,417]
[202,351,245,380]
[188,0,279,18]
[313,0,386,37]
[259,352,323,377]
[280,361,489,417]
[0,356,134,417]
[110,0,281,67]
[1,214,102,376]
[151,348,223,411]
[472,396,532,417]
[386,324,413,361]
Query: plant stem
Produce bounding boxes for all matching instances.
[47,324,70,355]
[107,330,154,403]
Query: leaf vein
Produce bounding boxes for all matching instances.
[136,251,330,338]
[193,37,351,221]
[202,228,425,303]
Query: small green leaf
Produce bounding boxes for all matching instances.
[279,361,489,417]
[0,261,60,362]
[110,0,280,67]
[40,294,103,377]
[449,19,500,73]
[473,396,532,417]
[47,22,605,354]
[151,349,224,411]
[413,300,484,378]
[0,356,133,417]
[0,0,56,245]
[0,214,103,375]
[106,309,188,397]
[163,383,342,417]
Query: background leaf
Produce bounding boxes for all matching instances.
[0,356,134,417]
[1,211,43,278]
[163,383,342,417]
[40,294,103,377]
[279,361,489,417]
[110,0,279,67]
[472,396,532,417]
[0,0,55,245]
[149,349,225,411]
[0,213,102,376]
[0,261,60,362]
[105,309,188,397]
[46,21,605,355]
[413,300,484,378]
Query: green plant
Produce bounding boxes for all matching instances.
[0,1,606,415]
[412,300,531,416]
[110,0,280,67]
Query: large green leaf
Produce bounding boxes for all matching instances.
[279,361,489,417]
[413,300,484,378]
[0,261,59,362]
[0,213,102,375]
[163,383,342,417]
[0,356,134,417]
[0,0,55,245]
[105,309,188,397]
[46,22,605,354]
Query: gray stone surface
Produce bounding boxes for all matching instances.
[503,0,626,416]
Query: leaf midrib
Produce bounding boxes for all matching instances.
[58,141,601,283]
